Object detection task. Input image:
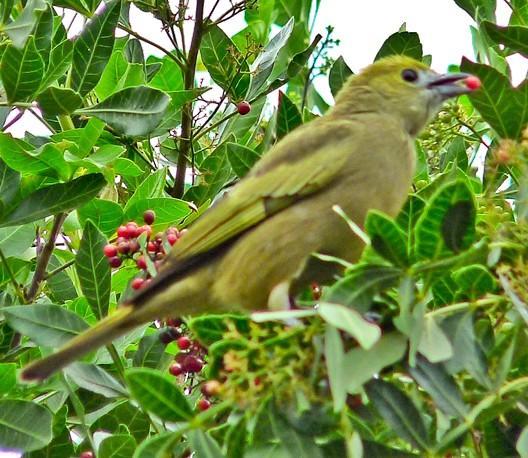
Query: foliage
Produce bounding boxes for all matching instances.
[0,0,528,457]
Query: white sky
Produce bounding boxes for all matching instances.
[6,0,527,138]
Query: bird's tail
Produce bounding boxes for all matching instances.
[21,306,137,381]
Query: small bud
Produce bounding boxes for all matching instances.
[201,380,222,397]
[197,398,211,411]
[167,232,178,245]
[136,256,147,270]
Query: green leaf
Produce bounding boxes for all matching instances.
[2,0,47,48]
[53,0,102,16]
[375,31,423,61]
[440,312,490,387]
[76,220,111,319]
[78,198,123,236]
[0,173,106,227]
[125,367,193,422]
[365,210,408,266]
[124,169,166,213]
[414,179,475,260]
[325,324,346,412]
[47,254,77,303]
[36,86,83,115]
[148,55,184,92]
[343,333,408,393]
[418,315,453,363]
[0,400,53,452]
[39,37,73,91]
[365,379,430,451]
[461,58,528,139]
[187,430,226,458]
[226,142,261,178]
[409,355,468,419]
[329,56,353,98]
[318,303,381,349]
[188,314,250,346]
[0,158,20,214]
[517,426,528,458]
[0,363,16,394]
[113,158,144,177]
[200,24,250,101]
[324,264,401,312]
[64,363,127,398]
[133,331,168,369]
[0,224,35,257]
[248,18,294,97]
[1,37,45,102]
[2,304,89,347]
[99,434,137,458]
[133,431,181,458]
[71,0,121,95]
[76,86,170,137]
[482,21,528,57]
[276,91,302,139]
[453,0,496,21]
[453,264,496,299]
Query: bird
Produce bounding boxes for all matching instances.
[22,55,480,380]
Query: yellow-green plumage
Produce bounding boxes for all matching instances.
[22,56,477,380]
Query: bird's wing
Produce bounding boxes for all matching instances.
[169,120,362,261]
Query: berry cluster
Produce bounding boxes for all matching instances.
[103,210,185,290]
[160,318,216,411]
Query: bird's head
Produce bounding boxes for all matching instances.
[335,55,480,136]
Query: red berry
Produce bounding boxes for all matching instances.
[117,241,130,254]
[103,244,118,257]
[169,363,183,376]
[167,232,178,245]
[177,336,191,350]
[167,317,182,327]
[237,100,251,115]
[465,75,481,91]
[147,241,157,252]
[79,451,94,458]
[136,256,147,270]
[126,222,139,238]
[131,278,145,290]
[181,355,203,373]
[197,398,211,411]
[117,225,128,238]
[166,226,179,234]
[108,256,122,268]
[143,210,156,225]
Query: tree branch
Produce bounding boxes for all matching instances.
[25,213,67,302]
[171,0,206,197]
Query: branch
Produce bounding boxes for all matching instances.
[171,0,206,198]
[25,213,67,302]
[0,248,26,303]
[118,23,186,70]
[1,109,23,131]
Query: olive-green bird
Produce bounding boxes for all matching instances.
[22,56,479,380]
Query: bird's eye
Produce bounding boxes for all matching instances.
[401,69,418,83]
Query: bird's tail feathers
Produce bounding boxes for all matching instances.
[21,306,136,381]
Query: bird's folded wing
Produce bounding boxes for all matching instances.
[168,120,362,261]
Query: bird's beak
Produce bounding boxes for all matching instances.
[426,72,477,99]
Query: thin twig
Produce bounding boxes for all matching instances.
[206,0,221,21]
[0,248,26,303]
[1,109,23,131]
[28,107,57,134]
[171,0,206,197]
[44,259,75,280]
[118,23,186,70]
[25,213,67,302]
